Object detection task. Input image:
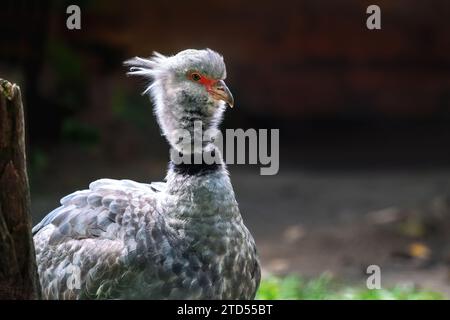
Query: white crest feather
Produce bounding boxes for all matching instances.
[124,52,169,94]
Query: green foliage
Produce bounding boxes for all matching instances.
[47,41,85,82]
[46,41,88,114]
[111,86,154,129]
[29,148,49,176]
[336,285,444,300]
[61,118,99,147]
[256,274,444,300]
[256,274,335,300]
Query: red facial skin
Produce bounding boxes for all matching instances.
[188,71,234,108]
[189,72,218,92]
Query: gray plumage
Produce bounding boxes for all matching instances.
[33,49,260,299]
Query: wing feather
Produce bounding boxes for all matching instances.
[33,179,166,240]
[33,178,168,299]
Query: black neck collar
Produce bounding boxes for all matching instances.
[169,152,223,176]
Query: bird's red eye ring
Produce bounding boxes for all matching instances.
[191,73,201,81]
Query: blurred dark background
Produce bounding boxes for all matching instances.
[1,0,450,294]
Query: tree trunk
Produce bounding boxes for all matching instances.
[0,79,40,299]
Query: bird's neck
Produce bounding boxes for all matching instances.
[164,147,239,221]
[169,143,224,173]
[157,89,222,153]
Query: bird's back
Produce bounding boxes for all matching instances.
[33,177,260,299]
[33,178,165,299]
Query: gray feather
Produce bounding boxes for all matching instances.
[34,49,260,300]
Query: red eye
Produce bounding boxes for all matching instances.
[191,73,201,81]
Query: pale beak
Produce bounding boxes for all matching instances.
[209,80,234,108]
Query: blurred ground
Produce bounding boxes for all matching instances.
[232,168,450,297]
[30,142,450,298]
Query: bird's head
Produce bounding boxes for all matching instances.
[125,49,233,152]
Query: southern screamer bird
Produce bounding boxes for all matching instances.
[32,49,261,299]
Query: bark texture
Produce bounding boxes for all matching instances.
[0,79,40,299]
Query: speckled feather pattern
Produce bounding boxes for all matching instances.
[33,48,260,299]
[34,168,260,299]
